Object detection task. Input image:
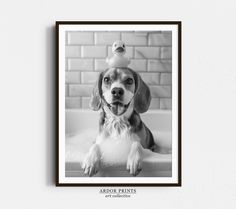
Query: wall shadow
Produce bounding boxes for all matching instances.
[45,25,56,186]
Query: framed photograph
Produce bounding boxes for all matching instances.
[56,21,181,186]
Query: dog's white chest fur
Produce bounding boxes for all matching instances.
[95,114,136,165]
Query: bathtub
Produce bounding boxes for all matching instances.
[65,109,172,177]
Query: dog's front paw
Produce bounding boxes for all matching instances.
[126,152,142,176]
[82,152,100,177]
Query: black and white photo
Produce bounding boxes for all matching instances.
[56,21,181,186]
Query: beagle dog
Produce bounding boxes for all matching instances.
[82,67,155,176]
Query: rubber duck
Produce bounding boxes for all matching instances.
[106,40,130,68]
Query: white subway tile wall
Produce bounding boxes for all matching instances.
[65,31,172,110]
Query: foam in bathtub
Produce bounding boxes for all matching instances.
[66,130,135,168]
[66,129,172,171]
[66,129,97,163]
[96,131,133,167]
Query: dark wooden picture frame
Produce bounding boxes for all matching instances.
[56,21,181,187]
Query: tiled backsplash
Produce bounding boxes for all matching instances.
[65,31,172,110]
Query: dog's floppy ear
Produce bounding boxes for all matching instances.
[89,71,104,111]
[133,71,151,113]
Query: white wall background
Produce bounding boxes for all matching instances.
[64,31,172,110]
[0,0,236,208]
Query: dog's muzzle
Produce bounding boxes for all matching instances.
[111,87,124,99]
[106,87,128,115]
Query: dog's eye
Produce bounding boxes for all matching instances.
[114,44,117,47]
[123,44,125,48]
[104,77,110,83]
[126,78,133,85]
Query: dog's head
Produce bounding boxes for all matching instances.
[90,67,151,116]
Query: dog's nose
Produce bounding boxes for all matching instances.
[111,87,124,97]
